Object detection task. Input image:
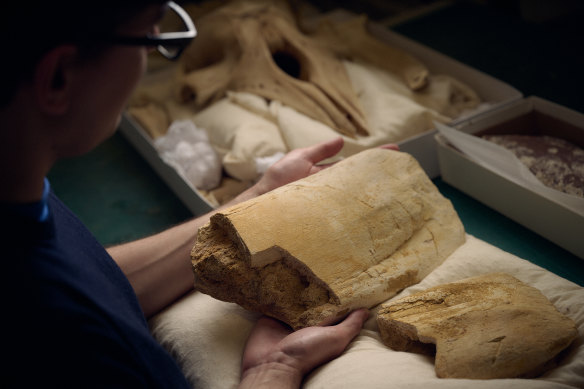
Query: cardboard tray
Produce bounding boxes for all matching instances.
[436,96,584,259]
[120,114,217,214]
[120,18,521,215]
[364,22,521,177]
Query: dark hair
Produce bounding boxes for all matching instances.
[0,0,168,107]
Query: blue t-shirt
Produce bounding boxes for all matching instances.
[2,190,190,388]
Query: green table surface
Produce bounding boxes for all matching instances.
[48,2,584,286]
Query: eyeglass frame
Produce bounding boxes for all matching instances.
[102,1,196,60]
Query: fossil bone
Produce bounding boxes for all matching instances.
[177,0,430,139]
[377,273,578,379]
[191,149,465,329]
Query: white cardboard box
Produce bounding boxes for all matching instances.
[120,23,521,215]
[436,96,584,259]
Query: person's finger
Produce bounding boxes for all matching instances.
[322,309,369,357]
[302,137,344,164]
[292,309,369,373]
[310,142,399,174]
[252,317,292,341]
[332,308,369,337]
[316,307,367,327]
[379,143,399,151]
[309,162,336,174]
[241,317,292,371]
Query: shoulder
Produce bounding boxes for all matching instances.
[1,195,190,388]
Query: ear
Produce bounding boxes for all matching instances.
[34,45,78,115]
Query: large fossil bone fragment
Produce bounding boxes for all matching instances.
[191,149,465,329]
[310,15,429,91]
[177,0,431,139]
[377,272,578,379]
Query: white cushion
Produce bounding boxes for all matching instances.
[149,234,584,388]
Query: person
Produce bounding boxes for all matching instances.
[1,1,393,387]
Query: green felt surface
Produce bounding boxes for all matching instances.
[48,133,192,246]
[47,1,584,285]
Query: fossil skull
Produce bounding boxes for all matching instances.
[177,0,429,139]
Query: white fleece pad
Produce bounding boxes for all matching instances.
[149,235,584,389]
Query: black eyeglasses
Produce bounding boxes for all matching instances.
[104,1,196,60]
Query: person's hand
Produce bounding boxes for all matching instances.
[253,137,344,196]
[238,309,369,389]
[252,137,399,196]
